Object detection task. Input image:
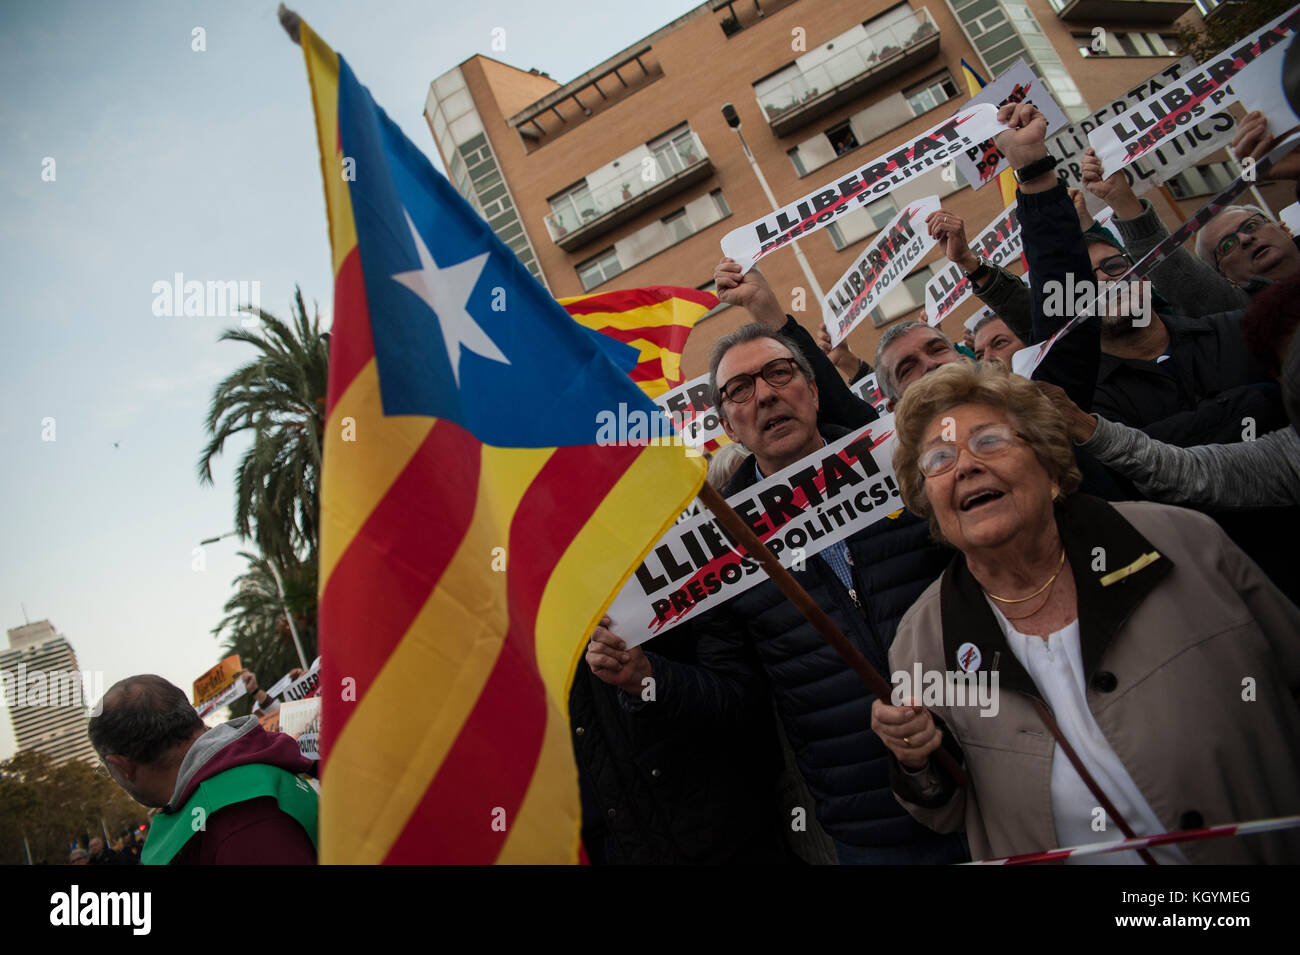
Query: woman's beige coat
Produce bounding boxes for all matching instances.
[888,496,1300,863]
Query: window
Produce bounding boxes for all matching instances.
[711,189,731,218]
[1166,161,1236,200]
[549,182,597,234]
[828,197,897,250]
[788,146,809,177]
[870,264,936,326]
[650,125,701,178]
[827,121,860,157]
[1076,32,1179,58]
[663,209,692,244]
[905,72,959,117]
[577,248,623,291]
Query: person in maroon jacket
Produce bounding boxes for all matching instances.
[88,674,318,865]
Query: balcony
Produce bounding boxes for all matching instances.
[757,8,941,138]
[1050,0,1195,23]
[544,131,713,251]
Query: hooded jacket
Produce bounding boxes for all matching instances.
[146,716,319,865]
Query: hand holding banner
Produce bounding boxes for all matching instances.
[1012,132,1300,379]
[952,59,1068,189]
[606,418,902,646]
[924,203,1022,326]
[1087,6,1300,176]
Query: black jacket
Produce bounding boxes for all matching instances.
[1093,311,1286,447]
[623,423,963,852]
[570,623,788,864]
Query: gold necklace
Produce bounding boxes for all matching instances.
[982,548,1066,604]
[997,585,1056,621]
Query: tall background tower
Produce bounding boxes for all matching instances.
[1,620,98,767]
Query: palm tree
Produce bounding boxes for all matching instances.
[213,551,319,713]
[197,287,329,572]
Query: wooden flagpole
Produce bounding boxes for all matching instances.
[697,481,970,788]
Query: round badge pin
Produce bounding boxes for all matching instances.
[956,642,981,673]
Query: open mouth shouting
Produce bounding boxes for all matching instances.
[959,487,1005,512]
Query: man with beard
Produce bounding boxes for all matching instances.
[1084,234,1286,447]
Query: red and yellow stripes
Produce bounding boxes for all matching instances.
[561,287,718,399]
[302,22,705,864]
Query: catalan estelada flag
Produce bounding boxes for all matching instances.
[560,288,718,399]
[298,20,705,863]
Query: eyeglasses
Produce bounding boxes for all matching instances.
[1212,213,1269,264]
[1094,254,1132,279]
[718,357,800,405]
[918,424,1024,478]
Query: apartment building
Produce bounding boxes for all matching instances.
[425,0,1287,375]
[2,620,97,767]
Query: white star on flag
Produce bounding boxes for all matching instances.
[392,209,510,386]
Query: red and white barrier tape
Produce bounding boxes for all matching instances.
[966,814,1300,865]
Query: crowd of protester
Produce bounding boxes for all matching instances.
[580,100,1300,865]
[64,95,1300,867]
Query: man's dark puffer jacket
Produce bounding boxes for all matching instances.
[627,424,963,850]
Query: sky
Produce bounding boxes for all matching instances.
[0,0,702,759]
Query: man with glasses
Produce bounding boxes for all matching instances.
[587,319,966,865]
[1197,206,1300,290]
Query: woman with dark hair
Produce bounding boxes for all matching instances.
[871,362,1300,863]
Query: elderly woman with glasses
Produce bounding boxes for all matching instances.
[869,362,1300,863]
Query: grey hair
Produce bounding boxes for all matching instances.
[874,320,957,402]
[1195,204,1273,268]
[707,322,815,412]
[706,441,750,489]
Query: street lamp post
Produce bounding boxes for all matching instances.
[199,532,309,670]
[721,103,829,310]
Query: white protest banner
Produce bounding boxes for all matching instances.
[1282,202,1300,234]
[825,196,941,346]
[1012,133,1300,379]
[720,104,1004,269]
[964,305,995,333]
[1092,205,1116,238]
[262,671,295,701]
[1050,57,1238,214]
[195,679,246,721]
[1227,32,1300,140]
[278,697,320,760]
[924,203,1021,326]
[1087,7,1300,176]
[653,372,725,449]
[606,417,902,646]
[952,59,1069,189]
[281,656,321,702]
[676,499,703,525]
[851,372,888,411]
